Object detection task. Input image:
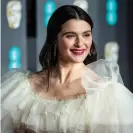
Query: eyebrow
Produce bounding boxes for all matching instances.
[61,30,91,36]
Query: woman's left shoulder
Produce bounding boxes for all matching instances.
[85,59,123,83]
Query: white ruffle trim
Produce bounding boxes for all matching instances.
[1,59,133,133]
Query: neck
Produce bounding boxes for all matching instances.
[55,60,85,84]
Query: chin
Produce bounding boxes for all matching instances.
[67,54,87,63]
[70,58,85,63]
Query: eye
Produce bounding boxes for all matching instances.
[66,34,76,38]
[83,34,90,37]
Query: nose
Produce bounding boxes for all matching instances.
[74,35,84,47]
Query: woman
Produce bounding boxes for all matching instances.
[1,5,133,133]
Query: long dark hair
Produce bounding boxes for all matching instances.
[39,5,97,89]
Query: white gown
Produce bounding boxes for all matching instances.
[1,59,133,133]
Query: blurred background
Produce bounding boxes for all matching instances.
[1,0,133,92]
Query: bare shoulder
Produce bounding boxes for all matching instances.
[27,70,48,92]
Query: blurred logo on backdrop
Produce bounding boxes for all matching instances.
[73,0,89,13]
[104,41,119,62]
[106,0,118,25]
[6,0,22,29]
[104,42,119,81]
[8,46,22,70]
[44,0,56,27]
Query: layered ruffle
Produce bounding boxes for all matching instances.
[1,59,133,133]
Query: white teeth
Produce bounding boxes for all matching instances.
[73,50,83,52]
[73,51,82,53]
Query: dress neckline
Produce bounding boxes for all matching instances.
[24,73,87,103]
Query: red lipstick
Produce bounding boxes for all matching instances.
[70,49,85,55]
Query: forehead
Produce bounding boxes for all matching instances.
[61,19,91,33]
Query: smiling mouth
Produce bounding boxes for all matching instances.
[70,49,85,55]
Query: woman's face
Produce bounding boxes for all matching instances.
[57,19,92,64]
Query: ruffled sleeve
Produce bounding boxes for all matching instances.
[1,60,133,133]
[1,70,33,133]
[81,59,133,133]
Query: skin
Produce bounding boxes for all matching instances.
[29,19,93,100]
[55,19,92,84]
[15,20,93,132]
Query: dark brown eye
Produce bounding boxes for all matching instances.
[66,34,75,38]
[83,34,90,37]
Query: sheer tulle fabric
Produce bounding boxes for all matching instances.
[1,59,133,133]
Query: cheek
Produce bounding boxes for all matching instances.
[86,39,92,49]
[58,39,73,51]
[84,39,92,55]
